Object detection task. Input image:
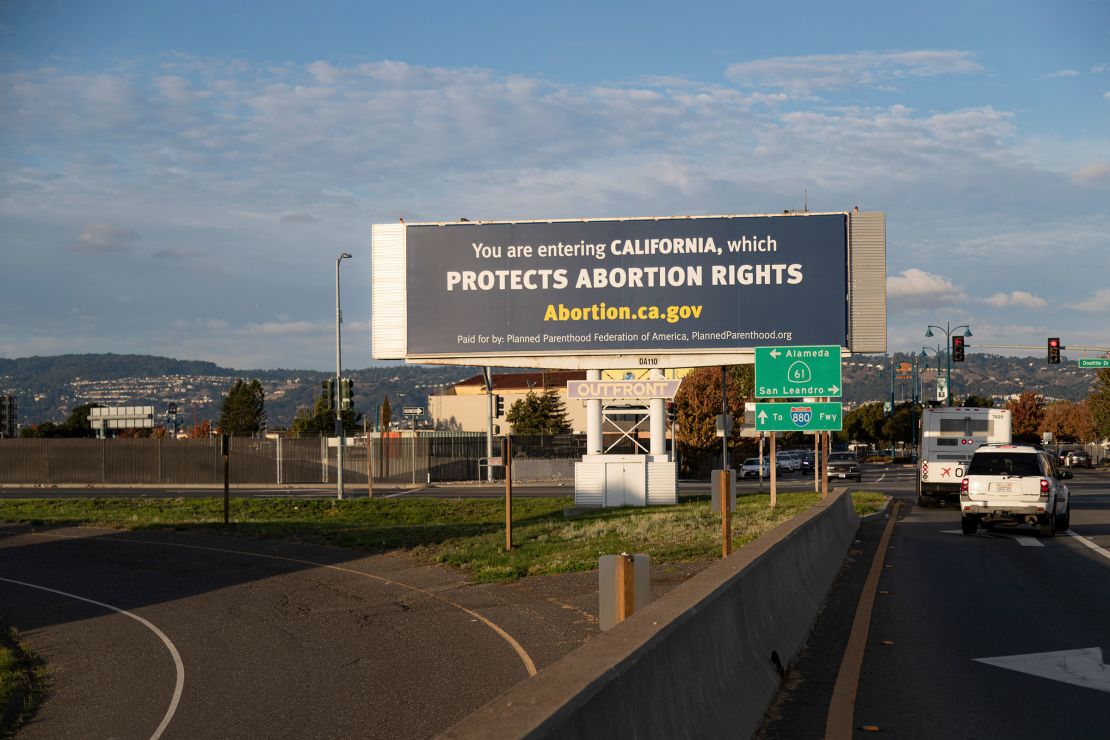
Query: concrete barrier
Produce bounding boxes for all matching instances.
[440,488,860,740]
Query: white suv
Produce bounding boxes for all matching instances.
[960,444,1072,536]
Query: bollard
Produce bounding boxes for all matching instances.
[599,553,651,631]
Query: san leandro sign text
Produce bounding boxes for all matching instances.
[755,345,842,398]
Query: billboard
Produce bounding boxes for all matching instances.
[372,211,886,369]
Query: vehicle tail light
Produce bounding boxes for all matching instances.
[1040,479,1050,494]
[961,478,969,492]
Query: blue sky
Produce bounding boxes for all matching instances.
[2,0,1108,371]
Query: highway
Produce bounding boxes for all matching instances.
[761,466,1110,738]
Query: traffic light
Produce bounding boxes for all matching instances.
[1047,337,1060,364]
[951,335,965,362]
[666,401,677,423]
[339,378,353,411]
[322,378,335,408]
[494,395,504,416]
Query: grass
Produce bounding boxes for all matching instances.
[0,629,41,739]
[0,491,888,582]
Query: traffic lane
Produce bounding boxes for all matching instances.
[852,501,1110,738]
[0,526,543,739]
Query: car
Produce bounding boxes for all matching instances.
[740,457,778,478]
[826,452,861,481]
[959,444,1072,536]
[1066,450,1091,468]
[777,452,801,473]
[798,451,816,473]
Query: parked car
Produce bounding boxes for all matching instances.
[777,452,801,473]
[1066,450,1091,468]
[826,452,861,481]
[960,443,1072,536]
[740,457,778,478]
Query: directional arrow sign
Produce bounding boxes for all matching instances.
[1078,358,1110,368]
[755,345,842,398]
[974,647,1110,694]
[753,402,842,432]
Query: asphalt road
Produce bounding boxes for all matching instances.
[0,526,630,739]
[761,467,1110,738]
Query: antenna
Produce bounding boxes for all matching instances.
[804,188,808,213]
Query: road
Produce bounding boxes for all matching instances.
[761,466,1110,738]
[0,526,616,739]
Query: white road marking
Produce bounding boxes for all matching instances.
[941,529,1044,545]
[1013,536,1045,547]
[4,527,537,677]
[0,576,185,740]
[1065,529,1110,562]
[974,647,1110,694]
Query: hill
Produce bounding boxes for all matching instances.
[0,351,1100,431]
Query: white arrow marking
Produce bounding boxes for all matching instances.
[769,349,780,358]
[757,410,768,422]
[828,385,840,394]
[974,647,1110,694]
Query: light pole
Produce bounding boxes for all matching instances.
[336,252,352,499]
[920,345,942,403]
[925,322,972,407]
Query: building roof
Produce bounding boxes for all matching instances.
[450,370,587,395]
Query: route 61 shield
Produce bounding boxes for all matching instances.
[790,406,812,428]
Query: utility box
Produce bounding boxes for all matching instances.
[711,469,736,512]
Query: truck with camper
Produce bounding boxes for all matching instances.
[917,406,1012,507]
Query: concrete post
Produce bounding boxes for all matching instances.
[586,369,602,454]
[649,368,666,457]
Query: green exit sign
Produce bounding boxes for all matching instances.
[754,402,843,432]
[1078,358,1110,368]
[755,345,842,398]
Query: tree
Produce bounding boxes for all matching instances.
[381,395,393,431]
[218,379,266,436]
[673,365,755,470]
[20,403,100,438]
[1090,367,1110,441]
[506,386,571,435]
[291,393,361,436]
[1006,391,1045,443]
[841,402,886,446]
[960,395,995,408]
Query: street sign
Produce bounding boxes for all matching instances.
[402,406,424,416]
[755,345,842,398]
[1078,358,1110,368]
[754,402,843,432]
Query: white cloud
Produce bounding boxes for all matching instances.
[887,269,967,310]
[983,291,1047,308]
[1092,64,1107,74]
[243,321,319,336]
[1072,162,1110,184]
[1071,289,1110,313]
[726,50,985,95]
[1041,69,1079,79]
[74,223,138,254]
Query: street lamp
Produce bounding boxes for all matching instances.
[336,252,353,499]
[924,322,972,407]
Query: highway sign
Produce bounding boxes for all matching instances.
[402,407,424,416]
[754,402,842,432]
[1078,358,1110,368]
[755,345,842,398]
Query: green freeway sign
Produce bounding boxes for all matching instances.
[755,345,842,398]
[1078,358,1110,368]
[754,402,843,432]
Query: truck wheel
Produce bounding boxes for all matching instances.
[961,515,978,535]
[1039,507,1057,538]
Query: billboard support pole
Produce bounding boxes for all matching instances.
[586,369,602,454]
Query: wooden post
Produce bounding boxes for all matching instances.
[616,553,636,621]
[719,469,732,557]
[770,432,777,508]
[366,426,374,499]
[504,436,513,552]
[822,432,830,498]
[814,432,820,492]
[222,434,230,525]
